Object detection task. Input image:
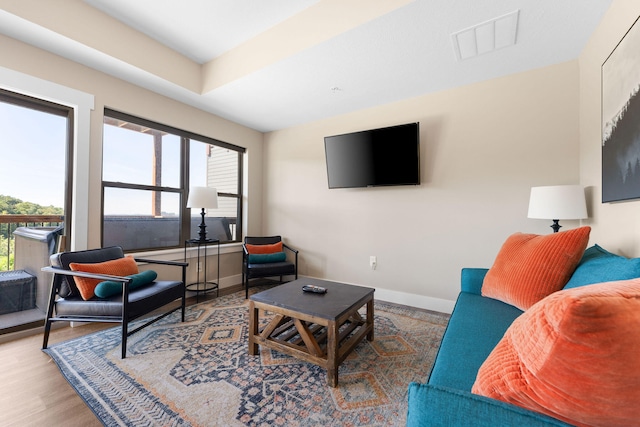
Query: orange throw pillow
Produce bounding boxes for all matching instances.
[246,242,283,254]
[482,226,590,310]
[472,278,640,427]
[69,256,139,300]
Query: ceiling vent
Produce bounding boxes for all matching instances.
[451,10,519,61]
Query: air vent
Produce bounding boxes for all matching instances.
[451,10,519,61]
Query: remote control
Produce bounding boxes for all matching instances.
[302,285,327,294]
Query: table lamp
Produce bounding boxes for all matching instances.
[186,186,218,241]
[527,185,587,233]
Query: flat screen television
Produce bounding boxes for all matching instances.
[324,122,420,189]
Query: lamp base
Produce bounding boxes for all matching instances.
[197,208,208,241]
[550,219,561,233]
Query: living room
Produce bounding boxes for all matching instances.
[1,0,639,425]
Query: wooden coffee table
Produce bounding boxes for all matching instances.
[248,278,374,387]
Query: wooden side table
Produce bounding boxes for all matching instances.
[184,238,219,302]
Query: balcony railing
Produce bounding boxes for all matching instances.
[0,215,64,271]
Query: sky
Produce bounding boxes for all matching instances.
[102,124,208,215]
[0,102,66,208]
[0,101,208,215]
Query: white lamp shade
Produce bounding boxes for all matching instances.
[186,186,218,209]
[527,185,587,220]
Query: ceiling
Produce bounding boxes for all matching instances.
[0,0,612,132]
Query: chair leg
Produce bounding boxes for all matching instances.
[245,276,249,299]
[42,274,58,350]
[121,321,127,359]
[181,293,186,322]
[42,319,52,349]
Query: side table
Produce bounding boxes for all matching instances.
[184,238,219,302]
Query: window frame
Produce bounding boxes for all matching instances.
[101,108,245,252]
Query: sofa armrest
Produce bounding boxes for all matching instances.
[407,383,573,427]
[460,268,489,295]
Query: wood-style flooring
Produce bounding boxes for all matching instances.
[0,322,108,427]
[0,287,238,427]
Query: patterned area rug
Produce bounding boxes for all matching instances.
[45,287,449,426]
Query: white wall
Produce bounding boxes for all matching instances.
[579,0,640,257]
[264,61,582,310]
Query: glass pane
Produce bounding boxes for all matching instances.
[103,188,180,250]
[0,101,67,272]
[190,140,238,194]
[0,102,67,212]
[189,195,237,242]
[103,117,181,188]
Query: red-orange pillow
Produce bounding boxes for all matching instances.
[69,256,139,300]
[482,226,590,310]
[246,242,283,254]
[472,278,640,427]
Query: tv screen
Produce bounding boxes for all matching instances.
[324,122,420,189]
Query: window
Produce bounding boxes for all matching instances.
[102,109,244,251]
[0,88,72,332]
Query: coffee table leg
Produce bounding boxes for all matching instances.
[327,320,338,387]
[366,298,374,341]
[248,301,259,355]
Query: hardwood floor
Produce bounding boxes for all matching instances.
[0,322,107,427]
[0,286,242,427]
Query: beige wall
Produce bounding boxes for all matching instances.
[0,34,263,286]
[264,61,582,309]
[579,0,640,257]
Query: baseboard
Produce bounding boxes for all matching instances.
[298,275,455,314]
[372,287,455,314]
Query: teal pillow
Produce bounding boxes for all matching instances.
[248,252,286,264]
[563,245,640,289]
[94,270,158,298]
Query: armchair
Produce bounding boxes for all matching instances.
[42,246,187,358]
[242,236,298,298]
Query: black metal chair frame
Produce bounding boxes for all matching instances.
[242,236,298,299]
[42,248,187,358]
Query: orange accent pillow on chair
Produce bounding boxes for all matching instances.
[482,226,590,310]
[246,242,283,254]
[472,278,640,427]
[70,256,139,300]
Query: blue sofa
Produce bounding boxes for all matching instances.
[408,242,640,426]
[407,267,574,426]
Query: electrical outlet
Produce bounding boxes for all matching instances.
[370,256,377,270]
[197,262,203,272]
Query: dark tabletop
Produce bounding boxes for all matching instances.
[250,278,374,320]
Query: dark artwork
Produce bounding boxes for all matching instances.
[602,88,640,202]
[602,16,640,203]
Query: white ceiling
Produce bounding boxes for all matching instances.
[0,0,612,132]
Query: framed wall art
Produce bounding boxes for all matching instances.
[602,16,640,203]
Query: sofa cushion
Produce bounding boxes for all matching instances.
[54,246,125,297]
[55,280,184,320]
[69,256,139,300]
[247,252,287,264]
[428,292,523,391]
[407,384,573,427]
[94,269,158,299]
[482,226,590,310]
[246,242,283,254]
[564,244,640,289]
[472,278,640,427]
